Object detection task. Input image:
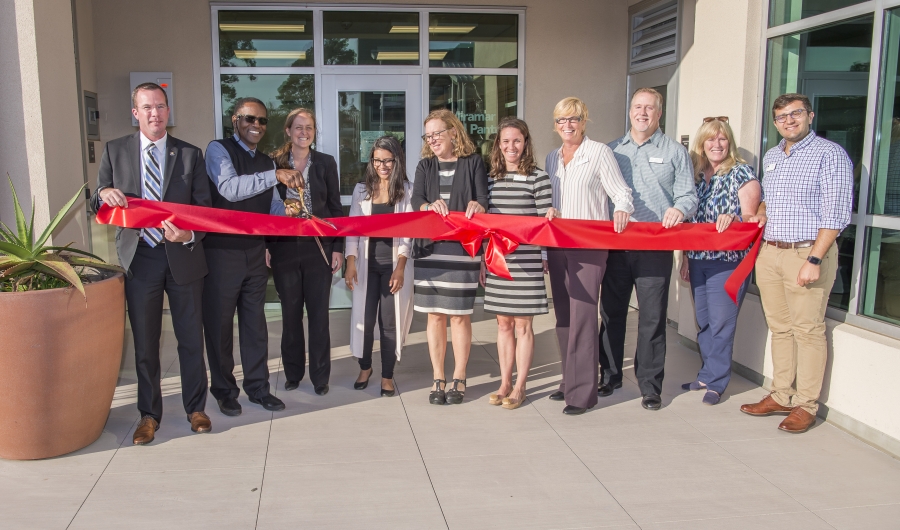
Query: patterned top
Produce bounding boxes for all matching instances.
[438,161,456,202]
[608,128,698,222]
[488,169,553,217]
[687,164,758,262]
[545,136,634,221]
[761,131,853,242]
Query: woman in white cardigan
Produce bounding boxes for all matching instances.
[345,136,415,397]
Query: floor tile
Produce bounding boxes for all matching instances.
[815,503,900,529]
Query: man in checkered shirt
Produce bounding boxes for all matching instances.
[740,93,853,434]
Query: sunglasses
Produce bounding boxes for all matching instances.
[703,116,729,123]
[236,114,269,126]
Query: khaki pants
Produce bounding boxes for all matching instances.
[755,243,837,414]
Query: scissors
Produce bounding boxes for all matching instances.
[285,187,336,267]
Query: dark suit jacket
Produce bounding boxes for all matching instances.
[272,149,344,253]
[90,132,212,285]
[411,153,489,212]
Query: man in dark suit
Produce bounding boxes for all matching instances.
[91,82,212,445]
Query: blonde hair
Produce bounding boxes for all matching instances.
[271,107,316,169]
[631,87,664,111]
[690,119,746,183]
[552,97,590,131]
[420,109,475,159]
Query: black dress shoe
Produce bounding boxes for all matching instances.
[284,380,300,391]
[641,394,662,410]
[249,393,286,411]
[563,405,588,415]
[216,397,242,417]
[598,381,623,397]
[381,387,396,397]
[548,391,565,401]
[315,384,329,396]
[354,369,372,390]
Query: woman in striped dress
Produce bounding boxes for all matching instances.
[411,109,489,405]
[480,118,552,410]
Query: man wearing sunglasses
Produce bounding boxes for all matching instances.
[740,93,852,433]
[203,97,305,417]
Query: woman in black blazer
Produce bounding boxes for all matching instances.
[267,108,344,396]
[411,109,489,405]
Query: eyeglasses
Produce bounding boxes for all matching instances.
[137,104,168,113]
[373,158,395,167]
[703,116,729,123]
[236,114,269,126]
[422,128,450,142]
[555,116,583,124]
[774,108,807,124]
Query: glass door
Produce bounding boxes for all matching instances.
[320,74,422,307]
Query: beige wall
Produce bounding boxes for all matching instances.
[85,0,630,168]
[0,0,89,250]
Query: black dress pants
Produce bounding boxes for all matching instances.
[269,238,333,386]
[126,243,207,421]
[599,250,673,396]
[203,243,272,401]
[359,261,397,379]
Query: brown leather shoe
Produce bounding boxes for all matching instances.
[740,395,792,416]
[778,407,816,433]
[133,416,159,445]
[188,412,212,433]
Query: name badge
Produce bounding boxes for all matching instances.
[514,174,527,182]
[765,163,776,171]
[649,157,664,164]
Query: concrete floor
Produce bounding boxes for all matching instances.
[2,307,899,529]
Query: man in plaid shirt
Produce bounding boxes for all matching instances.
[740,93,853,433]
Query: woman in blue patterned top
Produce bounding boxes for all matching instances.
[679,117,761,405]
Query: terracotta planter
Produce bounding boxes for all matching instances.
[0,273,125,460]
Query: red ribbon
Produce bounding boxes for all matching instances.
[96,199,762,303]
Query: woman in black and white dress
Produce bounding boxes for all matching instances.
[411,109,489,405]
[480,118,551,410]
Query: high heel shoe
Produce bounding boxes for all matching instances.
[354,368,373,390]
[381,379,396,397]
[445,379,466,405]
[429,379,446,405]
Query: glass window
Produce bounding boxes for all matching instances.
[871,8,900,217]
[220,74,315,156]
[768,0,868,27]
[429,13,518,68]
[762,15,873,212]
[428,75,518,168]
[829,225,856,311]
[218,11,313,68]
[862,227,900,324]
[322,11,420,66]
[337,91,407,195]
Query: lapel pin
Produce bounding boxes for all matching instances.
[169,150,175,156]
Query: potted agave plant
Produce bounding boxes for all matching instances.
[0,177,125,460]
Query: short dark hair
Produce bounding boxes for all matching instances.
[772,93,812,118]
[232,97,267,116]
[131,82,168,108]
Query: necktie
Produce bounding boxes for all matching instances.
[142,144,164,247]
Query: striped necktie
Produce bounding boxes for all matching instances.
[142,143,164,247]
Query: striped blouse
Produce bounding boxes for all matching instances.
[545,136,634,221]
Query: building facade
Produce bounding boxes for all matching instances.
[1,0,898,455]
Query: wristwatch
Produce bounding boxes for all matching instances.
[425,203,431,211]
[807,255,822,265]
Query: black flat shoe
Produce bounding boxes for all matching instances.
[354,368,373,390]
[445,379,466,405]
[563,405,588,415]
[429,379,446,405]
[315,384,329,396]
[249,393,285,412]
[548,391,565,401]
[284,380,300,391]
[641,394,662,410]
[598,381,622,397]
[381,387,396,397]
[216,397,242,417]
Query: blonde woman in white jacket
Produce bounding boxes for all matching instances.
[345,136,415,396]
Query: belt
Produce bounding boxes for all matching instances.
[764,239,815,249]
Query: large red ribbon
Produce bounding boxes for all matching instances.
[96,199,762,302]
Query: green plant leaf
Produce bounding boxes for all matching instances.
[45,246,106,261]
[0,261,35,278]
[0,241,32,259]
[0,221,26,248]
[27,197,36,250]
[0,256,24,270]
[67,257,124,272]
[34,257,85,297]
[33,184,85,250]
[6,176,28,244]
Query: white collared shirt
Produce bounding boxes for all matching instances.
[139,132,167,184]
